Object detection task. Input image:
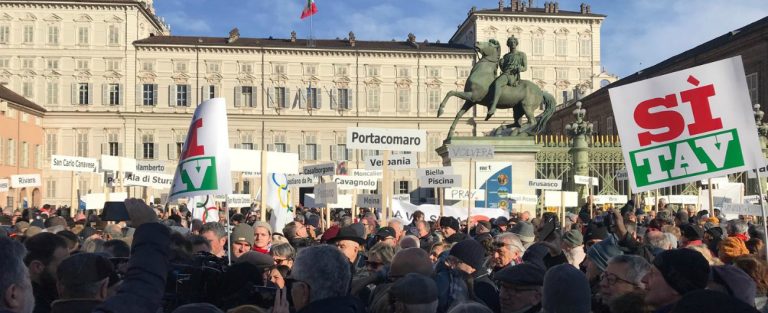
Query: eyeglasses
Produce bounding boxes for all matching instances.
[600,272,636,286]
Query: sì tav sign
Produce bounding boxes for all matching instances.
[608,56,763,192]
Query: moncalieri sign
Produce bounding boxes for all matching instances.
[609,57,763,192]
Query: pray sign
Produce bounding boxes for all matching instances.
[609,57,763,192]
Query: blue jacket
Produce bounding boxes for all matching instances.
[94,223,171,313]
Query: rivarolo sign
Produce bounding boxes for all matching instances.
[347,127,426,152]
[11,174,41,188]
[608,57,763,192]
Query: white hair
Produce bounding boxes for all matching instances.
[388,218,405,232]
[496,233,525,254]
[291,245,350,301]
[663,232,678,249]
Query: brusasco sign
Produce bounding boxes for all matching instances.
[169,98,232,200]
[346,127,426,152]
[608,57,763,192]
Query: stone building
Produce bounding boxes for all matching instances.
[548,16,768,137]
[0,0,615,206]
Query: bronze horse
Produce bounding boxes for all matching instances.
[437,39,556,142]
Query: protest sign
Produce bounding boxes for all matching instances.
[82,192,128,210]
[699,182,743,211]
[313,182,338,205]
[10,174,41,188]
[333,176,378,190]
[304,193,351,208]
[136,160,167,174]
[231,150,299,175]
[357,194,382,209]
[609,56,763,192]
[170,98,232,201]
[419,175,461,188]
[268,173,293,232]
[668,195,699,204]
[124,172,174,189]
[0,179,8,192]
[100,155,137,172]
[303,163,336,176]
[744,195,761,204]
[51,155,99,172]
[351,169,382,178]
[699,177,730,186]
[593,195,629,205]
[286,174,318,188]
[447,145,495,160]
[346,127,426,152]
[506,194,539,205]
[527,179,562,190]
[391,199,507,222]
[365,154,417,170]
[417,167,453,177]
[574,175,599,187]
[722,203,762,216]
[227,194,252,208]
[445,188,485,201]
[393,194,411,202]
[543,190,578,207]
[616,169,628,181]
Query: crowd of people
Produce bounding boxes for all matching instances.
[1,197,767,313]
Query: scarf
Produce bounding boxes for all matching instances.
[730,233,749,242]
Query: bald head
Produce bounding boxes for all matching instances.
[399,235,420,249]
[389,247,433,278]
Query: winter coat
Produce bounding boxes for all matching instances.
[296,296,367,313]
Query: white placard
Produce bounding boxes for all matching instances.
[0,179,9,192]
[82,192,128,210]
[417,167,453,177]
[593,195,629,204]
[10,174,41,188]
[333,176,378,190]
[365,154,418,170]
[543,190,578,207]
[304,194,352,209]
[445,188,486,201]
[419,175,462,188]
[447,145,495,160]
[698,182,744,211]
[303,163,336,177]
[123,172,174,189]
[232,150,300,175]
[286,174,318,188]
[51,155,99,172]
[644,196,669,206]
[744,195,761,204]
[616,169,628,181]
[722,203,763,216]
[136,160,167,174]
[527,179,562,190]
[699,177,730,186]
[574,175,599,186]
[351,169,383,177]
[506,194,539,205]
[100,155,137,172]
[609,56,763,193]
[226,194,252,208]
[393,194,411,202]
[357,194,382,209]
[314,182,339,205]
[392,199,507,222]
[346,127,427,152]
[668,195,699,204]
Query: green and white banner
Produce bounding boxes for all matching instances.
[170,98,232,201]
[609,56,763,192]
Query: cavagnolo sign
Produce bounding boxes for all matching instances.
[608,57,763,192]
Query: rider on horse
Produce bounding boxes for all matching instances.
[487,36,528,120]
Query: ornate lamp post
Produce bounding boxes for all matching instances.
[565,102,594,205]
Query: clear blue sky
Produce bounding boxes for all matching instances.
[155,0,768,78]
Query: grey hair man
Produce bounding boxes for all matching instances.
[288,245,366,312]
[399,235,420,249]
[199,222,227,258]
[269,243,296,269]
[491,233,525,271]
[0,237,35,313]
[726,219,749,239]
[388,218,406,244]
[645,231,672,251]
[599,255,650,305]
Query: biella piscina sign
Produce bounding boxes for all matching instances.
[169,98,232,200]
[609,57,763,192]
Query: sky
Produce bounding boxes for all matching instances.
[154,0,768,78]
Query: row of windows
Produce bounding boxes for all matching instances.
[0,58,122,71]
[0,137,42,169]
[527,37,591,57]
[0,24,120,46]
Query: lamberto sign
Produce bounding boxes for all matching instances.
[609,57,763,192]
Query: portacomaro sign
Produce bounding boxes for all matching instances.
[609,56,763,192]
[527,179,562,190]
[333,176,378,190]
[419,175,461,188]
[51,155,99,173]
[346,127,426,152]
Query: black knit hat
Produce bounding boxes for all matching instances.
[494,263,545,286]
[440,216,460,232]
[653,249,710,296]
[449,240,486,270]
[670,290,759,313]
[680,224,704,241]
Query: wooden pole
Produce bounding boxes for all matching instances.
[655,188,660,211]
[467,158,474,234]
[439,187,444,217]
[754,169,768,262]
[588,179,594,219]
[381,151,390,224]
[259,150,268,222]
[708,178,715,216]
[560,191,565,224]
[70,172,77,217]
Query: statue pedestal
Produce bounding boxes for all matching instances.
[437,136,541,216]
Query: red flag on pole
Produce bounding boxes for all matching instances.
[301,0,318,19]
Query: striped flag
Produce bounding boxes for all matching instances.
[300,0,318,19]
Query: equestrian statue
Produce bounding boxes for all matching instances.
[436,36,556,142]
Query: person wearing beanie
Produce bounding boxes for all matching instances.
[389,273,439,313]
[718,237,750,264]
[543,264,591,313]
[643,249,710,313]
[585,235,624,282]
[562,229,586,268]
[495,263,545,313]
[444,240,499,313]
[709,265,757,307]
[669,290,760,313]
[510,221,536,248]
[440,216,467,243]
[230,223,254,260]
[680,224,704,247]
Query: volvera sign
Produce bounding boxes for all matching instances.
[609,57,763,192]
